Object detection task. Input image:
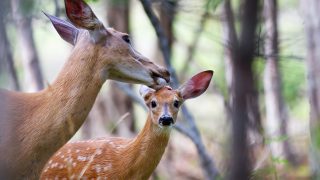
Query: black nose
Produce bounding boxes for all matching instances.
[159,116,174,126]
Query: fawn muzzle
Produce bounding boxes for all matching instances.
[159,115,174,126]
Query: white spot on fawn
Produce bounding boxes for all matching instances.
[67,149,71,153]
[77,156,87,161]
[72,162,77,167]
[51,163,58,168]
[70,174,75,179]
[103,164,112,171]
[48,160,53,164]
[76,149,80,153]
[95,164,102,173]
[96,148,102,155]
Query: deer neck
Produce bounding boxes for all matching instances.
[48,44,104,129]
[122,113,171,179]
[13,36,109,179]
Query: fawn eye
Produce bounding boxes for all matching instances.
[173,100,179,108]
[151,100,157,108]
[122,35,131,44]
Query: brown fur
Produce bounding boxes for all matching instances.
[40,87,181,179]
[0,28,169,179]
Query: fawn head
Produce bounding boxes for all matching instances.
[140,70,213,128]
[44,0,170,89]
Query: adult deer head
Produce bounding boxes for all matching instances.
[46,0,170,89]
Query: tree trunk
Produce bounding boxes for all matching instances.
[159,0,176,55]
[263,0,296,168]
[11,0,44,91]
[302,0,320,177]
[223,1,264,166]
[107,0,135,137]
[226,0,260,179]
[0,0,20,90]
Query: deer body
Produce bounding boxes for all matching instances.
[0,1,169,179]
[41,114,170,179]
[41,71,213,179]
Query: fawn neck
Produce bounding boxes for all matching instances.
[120,113,171,179]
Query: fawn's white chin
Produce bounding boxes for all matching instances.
[158,124,174,129]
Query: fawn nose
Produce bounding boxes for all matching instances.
[159,115,174,126]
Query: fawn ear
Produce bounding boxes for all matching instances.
[64,0,107,43]
[45,13,79,45]
[178,70,213,100]
[139,85,155,100]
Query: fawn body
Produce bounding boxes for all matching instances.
[41,71,213,179]
[0,0,169,179]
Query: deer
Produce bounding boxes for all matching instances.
[40,70,213,180]
[0,0,170,179]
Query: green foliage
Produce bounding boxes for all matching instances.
[279,0,299,9]
[206,0,223,11]
[19,0,36,17]
[279,59,306,107]
[265,135,289,145]
[251,166,277,180]
[84,0,100,2]
[253,58,306,108]
[311,125,320,150]
[271,157,289,166]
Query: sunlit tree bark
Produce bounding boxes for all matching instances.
[302,0,320,177]
[0,0,20,90]
[263,0,296,167]
[11,0,44,91]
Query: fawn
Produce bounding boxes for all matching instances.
[0,0,169,179]
[40,70,213,179]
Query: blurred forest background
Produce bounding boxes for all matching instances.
[1,0,320,179]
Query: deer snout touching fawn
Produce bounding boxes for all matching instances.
[41,71,213,179]
[0,0,169,179]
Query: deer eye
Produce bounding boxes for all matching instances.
[151,100,157,108]
[122,35,131,44]
[173,100,179,108]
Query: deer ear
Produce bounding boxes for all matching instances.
[45,13,79,45]
[64,0,107,43]
[178,70,213,100]
[65,0,102,30]
[139,85,155,100]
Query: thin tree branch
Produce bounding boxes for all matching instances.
[140,0,178,87]
[139,0,220,179]
[114,82,147,110]
[254,53,304,60]
[181,11,210,80]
